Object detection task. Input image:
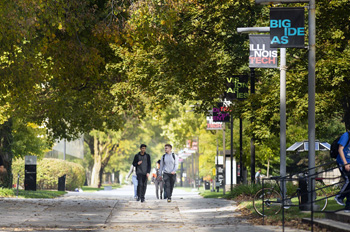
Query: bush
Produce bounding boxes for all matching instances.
[12,158,85,191]
[227,182,300,199]
[227,183,264,198]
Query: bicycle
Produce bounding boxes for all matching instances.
[253,175,328,217]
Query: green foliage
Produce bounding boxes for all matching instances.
[226,183,264,198]
[12,118,51,160]
[0,187,14,197]
[12,158,85,191]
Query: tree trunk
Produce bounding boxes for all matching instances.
[91,136,102,188]
[91,157,102,188]
[85,132,118,188]
[0,119,13,188]
[267,158,270,178]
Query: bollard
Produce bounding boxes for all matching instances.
[58,174,66,191]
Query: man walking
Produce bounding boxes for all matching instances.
[335,131,350,212]
[132,144,151,203]
[160,144,179,202]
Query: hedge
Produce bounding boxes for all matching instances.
[12,158,85,191]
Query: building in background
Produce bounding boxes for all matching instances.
[45,136,84,160]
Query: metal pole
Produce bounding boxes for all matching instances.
[250,68,256,184]
[308,0,316,209]
[192,153,195,188]
[280,47,287,200]
[223,123,226,195]
[180,162,183,187]
[63,139,66,160]
[231,114,234,191]
[197,137,199,190]
[216,130,219,191]
[240,117,243,184]
[16,173,20,197]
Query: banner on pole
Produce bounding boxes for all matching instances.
[213,102,230,122]
[206,116,223,130]
[249,35,278,68]
[225,75,249,100]
[270,7,305,48]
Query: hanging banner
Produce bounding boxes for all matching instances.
[213,102,230,122]
[249,35,278,68]
[206,116,223,130]
[270,7,305,48]
[225,75,249,100]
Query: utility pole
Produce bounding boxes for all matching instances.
[222,123,226,195]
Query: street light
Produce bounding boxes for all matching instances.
[237,27,287,188]
[256,0,317,211]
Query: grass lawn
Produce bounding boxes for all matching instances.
[0,188,66,198]
[81,184,122,192]
[0,184,123,198]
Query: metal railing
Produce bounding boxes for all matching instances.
[260,161,349,232]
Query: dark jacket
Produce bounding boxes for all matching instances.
[132,152,151,175]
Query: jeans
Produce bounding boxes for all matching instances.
[337,165,350,210]
[132,175,138,198]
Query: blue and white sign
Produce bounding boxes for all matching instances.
[270,7,305,48]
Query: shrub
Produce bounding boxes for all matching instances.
[227,183,265,198]
[12,158,85,191]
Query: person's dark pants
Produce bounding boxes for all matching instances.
[163,173,176,200]
[164,181,167,199]
[337,165,350,210]
[137,174,148,200]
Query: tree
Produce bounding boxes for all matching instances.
[85,130,120,187]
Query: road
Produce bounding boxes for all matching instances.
[0,184,307,231]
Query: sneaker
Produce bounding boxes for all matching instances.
[141,199,145,203]
[136,197,140,201]
[335,196,345,206]
[344,209,350,213]
[167,198,171,203]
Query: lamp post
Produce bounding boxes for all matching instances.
[256,0,316,210]
[237,27,287,185]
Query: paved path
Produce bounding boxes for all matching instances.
[0,184,308,231]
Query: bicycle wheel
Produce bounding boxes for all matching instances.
[253,188,282,216]
[315,181,328,211]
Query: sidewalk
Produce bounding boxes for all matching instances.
[0,185,308,231]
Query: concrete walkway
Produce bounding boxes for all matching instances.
[0,185,308,231]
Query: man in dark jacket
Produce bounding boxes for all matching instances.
[132,144,151,202]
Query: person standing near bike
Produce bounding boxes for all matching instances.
[335,131,350,213]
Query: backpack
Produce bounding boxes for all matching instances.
[330,132,350,159]
[162,153,175,164]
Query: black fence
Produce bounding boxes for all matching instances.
[260,161,349,232]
